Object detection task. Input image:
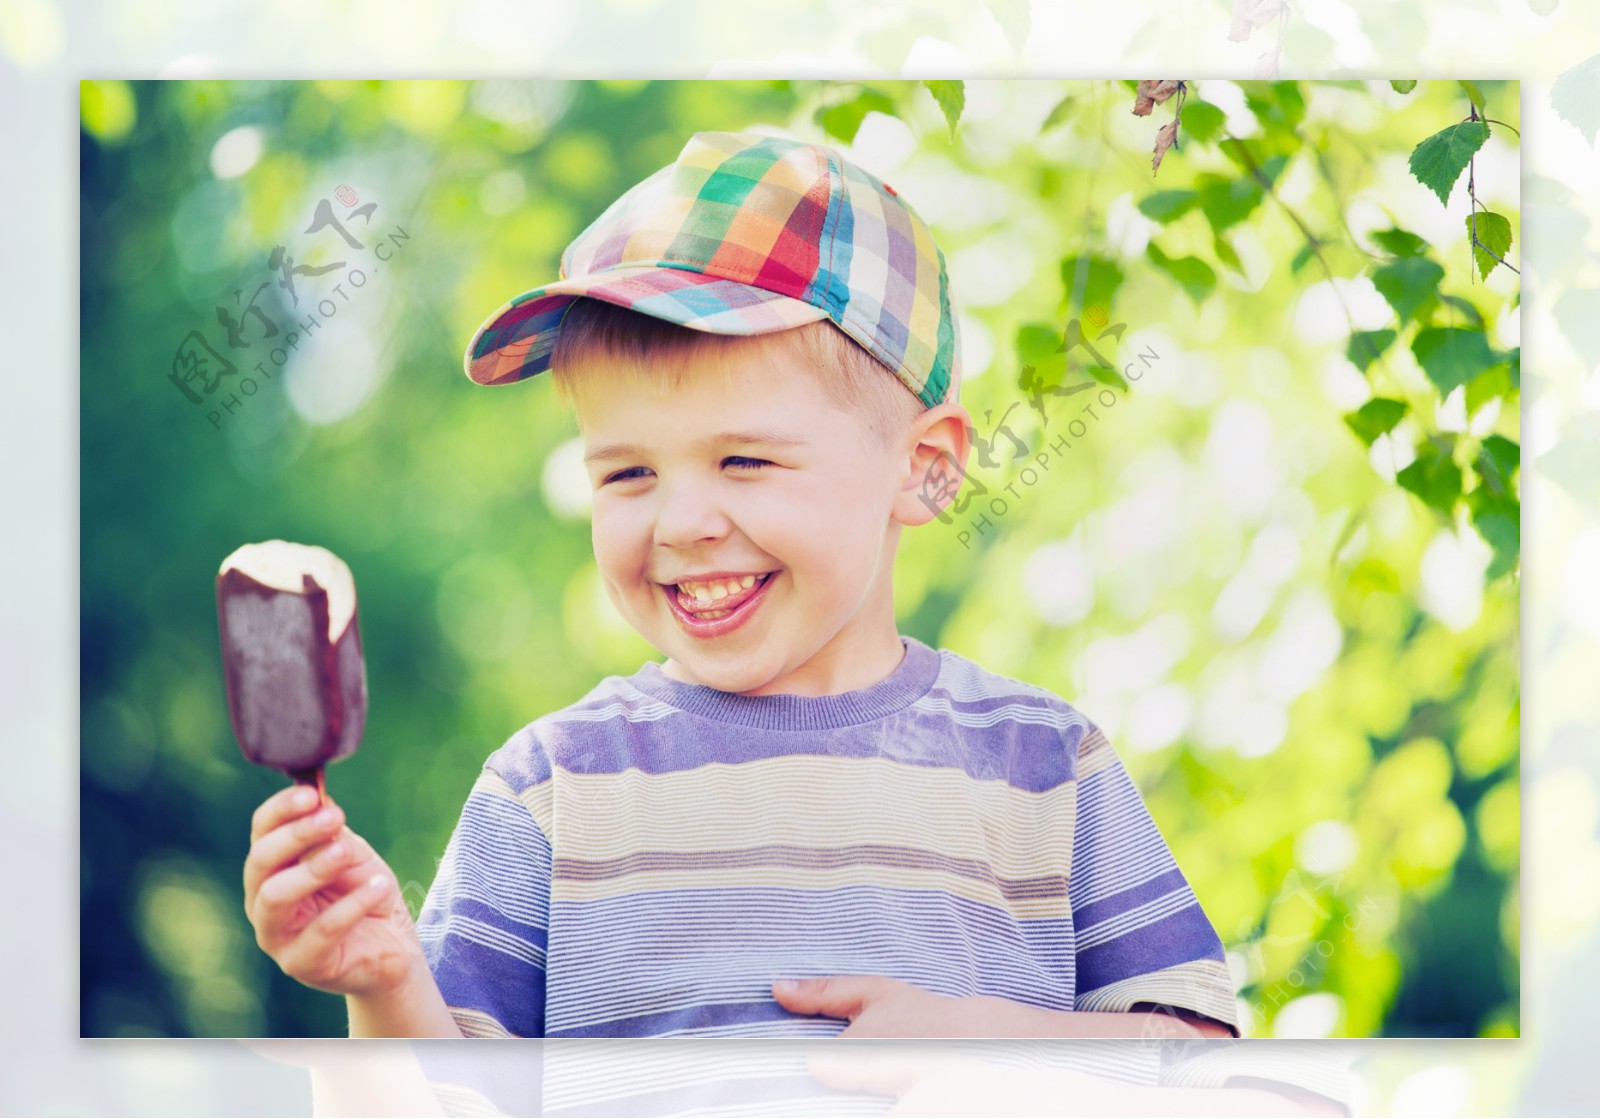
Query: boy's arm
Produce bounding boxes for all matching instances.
[773,975,1230,1038]
[411,764,555,1039]
[345,953,465,1038]
[1064,721,1243,1033]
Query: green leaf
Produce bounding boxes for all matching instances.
[924,80,965,138]
[1465,362,1513,416]
[1212,232,1244,275]
[1059,255,1125,318]
[1146,243,1217,304]
[1040,93,1076,134]
[1016,322,1066,375]
[1258,153,1290,187]
[983,0,1031,53]
[1397,441,1463,515]
[1345,398,1409,446]
[1180,100,1226,143]
[1372,257,1444,324]
[1218,137,1256,171]
[1086,363,1130,391]
[1291,243,1316,274]
[1244,81,1307,132]
[1391,80,1418,94]
[1372,228,1430,258]
[1466,211,1513,279]
[1138,190,1199,222]
[1019,319,1128,392]
[1466,489,1520,579]
[1411,326,1495,396]
[1458,80,1487,113]
[1476,435,1521,497]
[1195,174,1265,231]
[1407,121,1489,205]
[816,88,897,143]
[1217,139,1292,185]
[1347,329,1398,373]
[1438,293,1487,327]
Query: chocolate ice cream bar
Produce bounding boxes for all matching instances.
[216,541,366,797]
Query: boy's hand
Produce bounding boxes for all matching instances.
[243,785,423,999]
[772,976,1007,1037]
[774,976,1238,1039]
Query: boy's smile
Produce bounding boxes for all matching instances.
[570,334,925,698]
[661,569,778,635]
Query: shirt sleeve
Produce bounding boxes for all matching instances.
[417,765,553,1040]
[1068,719,1240,1035]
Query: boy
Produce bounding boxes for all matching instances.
[243,129,1240,1044]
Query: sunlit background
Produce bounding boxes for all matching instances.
[77,78,1521,1047]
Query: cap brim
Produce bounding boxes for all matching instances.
[463,266,831,387]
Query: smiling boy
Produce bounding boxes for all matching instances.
[568,315,927,702]
[242,130,1241,1045]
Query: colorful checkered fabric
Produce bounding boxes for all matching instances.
[464,131,962,409]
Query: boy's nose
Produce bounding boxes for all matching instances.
[652,480,732,550]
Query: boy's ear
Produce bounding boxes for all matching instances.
[892,401,974,528]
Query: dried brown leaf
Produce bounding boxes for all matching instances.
[1133,79,1183,116]
[1152,119,1180,174]
[1229,0,1283,42]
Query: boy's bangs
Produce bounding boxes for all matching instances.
[550,299,924,448]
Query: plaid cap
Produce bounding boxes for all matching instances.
[463,130,961,409]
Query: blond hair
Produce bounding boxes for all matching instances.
[548,299,926,449]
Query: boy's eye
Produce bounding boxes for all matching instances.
[600,457,771,486]
[723,456,770,472]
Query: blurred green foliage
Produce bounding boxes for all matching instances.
[80,79,1519,1038]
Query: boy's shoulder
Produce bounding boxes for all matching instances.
[928,642,1081,710]
[477,640,1105,794]
[477,667,667,793]
[922,643,1105,754]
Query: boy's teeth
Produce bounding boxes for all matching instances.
[675,572,767,613]
[679,574,759,601]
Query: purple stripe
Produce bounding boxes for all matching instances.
[547,998,833,1039]
[553,843,1069,900]
[422,933,547,1038]
[528,704,1076,791]
[1075,899,1227,998]
[1072,867,1189,929]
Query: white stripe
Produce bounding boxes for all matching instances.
[422,913,547,969]
[1076,888,1198,951]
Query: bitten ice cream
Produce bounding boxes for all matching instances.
[216,541,366,799]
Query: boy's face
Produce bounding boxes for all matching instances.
[571,335,932,697]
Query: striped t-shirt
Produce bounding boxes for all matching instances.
[417,635,1238,1039]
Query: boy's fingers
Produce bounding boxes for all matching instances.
[243,805,347,900]
[251,840,359,932]
[772,975,888,1019]
[335,825,381,864]
[250,785,326,842]
[276,874,394,977]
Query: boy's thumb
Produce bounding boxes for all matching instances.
[772,975,876,1019]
